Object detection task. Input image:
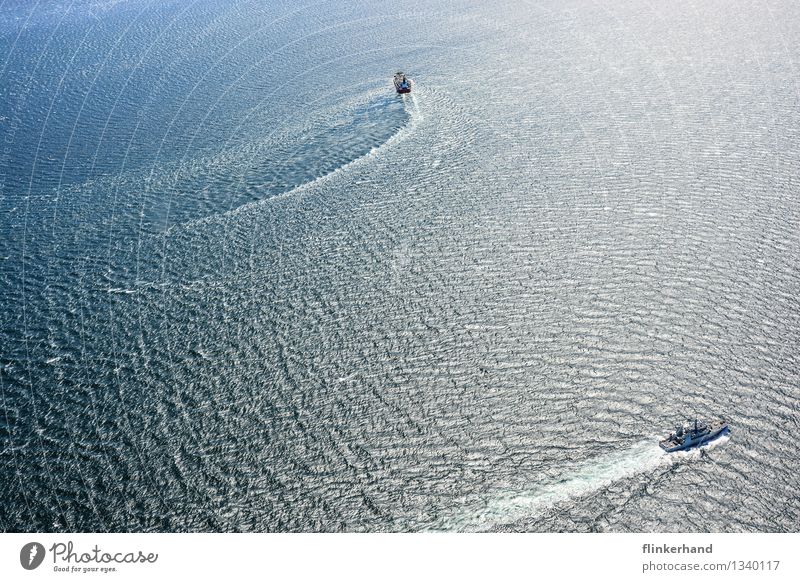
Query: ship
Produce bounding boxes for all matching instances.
[659,419,729,452]
[393,72,411,94]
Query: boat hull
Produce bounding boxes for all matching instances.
[393,72,411,93]
[659,423,729,452]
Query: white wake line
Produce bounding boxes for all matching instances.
[434,434,730,532]
[178,91,424,232]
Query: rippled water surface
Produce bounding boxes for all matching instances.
[1,0,799,532]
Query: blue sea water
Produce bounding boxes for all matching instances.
[1,0,799,532]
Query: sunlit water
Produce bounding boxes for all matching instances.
[1,0,799,532]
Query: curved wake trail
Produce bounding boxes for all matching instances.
[436,440,669,532]
[434,432,732,532]
[404,92,422,120]
[176,87,425,231]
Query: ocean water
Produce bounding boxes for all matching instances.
[1,0,799,532]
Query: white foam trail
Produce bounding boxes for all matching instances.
[437,440,668,532]
[178,89,424,232]
[405,92,423,121]
[435,431,731,532]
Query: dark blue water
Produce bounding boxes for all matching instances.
[1,0,799,532]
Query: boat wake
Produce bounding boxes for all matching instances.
[403,92,422,121]
[432,432,730,532]
[178,87,425,232]
[431,440,666,531]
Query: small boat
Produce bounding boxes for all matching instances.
[659,419,729,452]
[393,72,411,94]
